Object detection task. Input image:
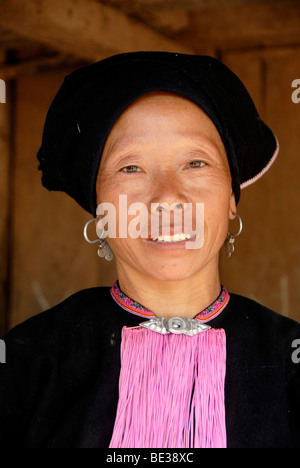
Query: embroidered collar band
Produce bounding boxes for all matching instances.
[110,281,230,335]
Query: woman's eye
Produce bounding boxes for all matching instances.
[120,165,141,173]
[188,161,206,168]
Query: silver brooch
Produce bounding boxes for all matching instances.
[139,317,211,336]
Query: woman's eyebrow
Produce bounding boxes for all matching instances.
[187,131,224,150]
[108,133,148,151]
[187,136,227,162]
[112,153,146,166]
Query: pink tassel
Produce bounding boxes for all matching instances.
[109,327,227,448]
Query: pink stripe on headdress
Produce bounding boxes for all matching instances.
[109,327,227,448]
[240,136,279,189]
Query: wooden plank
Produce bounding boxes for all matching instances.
[102,0,291,10]
[177,2,300,49]
[219,47,300,322]
[0,81,11,335]
[9,73,117,329]
[0,54,87,80]
[131,8,191,35]
[0,0,194,61]
[0,27,36,51]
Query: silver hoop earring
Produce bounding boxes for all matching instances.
[225,213,243,258]
[83,217,114,261]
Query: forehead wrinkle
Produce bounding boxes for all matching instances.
[103,132,148,161]
[101,105,227,168]
[108,129,222,154]
[188,131,226,157]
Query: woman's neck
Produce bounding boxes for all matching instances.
[115,258,221,320]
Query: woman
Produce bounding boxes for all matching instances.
[0,52,299,448]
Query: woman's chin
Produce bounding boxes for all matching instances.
[141,259,208,283]
[113,238,218,282]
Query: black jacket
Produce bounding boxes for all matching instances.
[0,287,299,448]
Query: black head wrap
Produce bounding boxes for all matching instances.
[37,52,278,215]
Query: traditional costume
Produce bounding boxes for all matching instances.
[1,52,298,448]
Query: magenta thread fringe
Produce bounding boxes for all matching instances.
[109,327,227,448]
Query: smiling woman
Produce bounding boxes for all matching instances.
[0,52,299,448]
[96,92,235,317]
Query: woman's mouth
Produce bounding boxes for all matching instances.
[148,233,196,243]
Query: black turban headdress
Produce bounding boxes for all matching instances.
[37,52,278,215]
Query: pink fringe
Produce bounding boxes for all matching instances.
[109,327,227,448]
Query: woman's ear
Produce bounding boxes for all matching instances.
[229,189,237,220]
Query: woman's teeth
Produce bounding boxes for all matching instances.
[151,233,193,243]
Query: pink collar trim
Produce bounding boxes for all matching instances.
[110,281,230,324]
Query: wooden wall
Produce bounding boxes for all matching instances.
[0,82,12,335]
[7,72,117,330]
[1,38,300,332]
[220,48,300,321]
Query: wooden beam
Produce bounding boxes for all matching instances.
[0,83,11,335]
[177,2,300,49]
[0,54,87,80]
[101,0,297,12]
[0,0,193,61]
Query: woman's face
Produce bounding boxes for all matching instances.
[96,92,236,281]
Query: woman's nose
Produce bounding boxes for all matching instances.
[150,201,183,214]
[149,172,189,214]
